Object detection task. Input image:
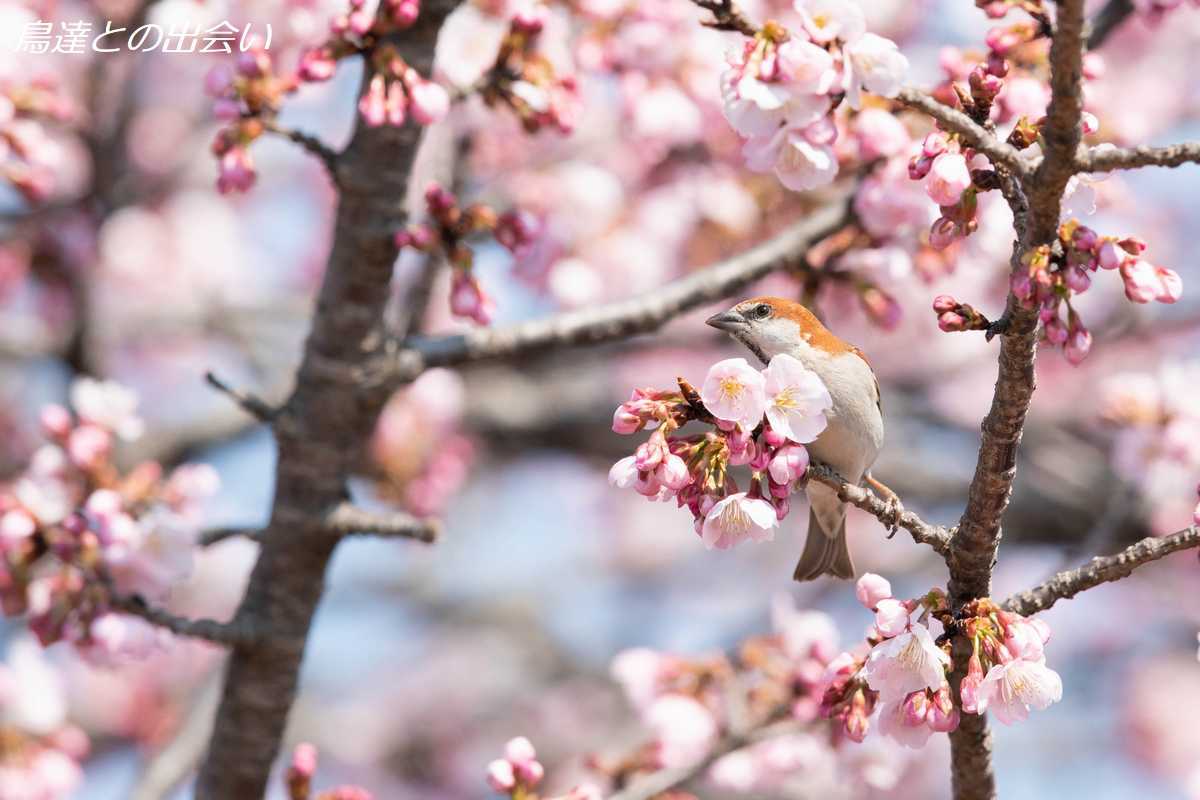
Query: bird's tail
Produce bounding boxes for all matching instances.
[793,508,854,581]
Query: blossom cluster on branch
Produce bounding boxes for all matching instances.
[609,355,831,549]
[0,379,216,663]
[394,183,539,325]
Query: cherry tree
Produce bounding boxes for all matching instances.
[1,0,1199,798]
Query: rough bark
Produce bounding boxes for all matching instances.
[192,4,461,796]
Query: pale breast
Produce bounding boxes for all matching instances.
[788,344,884,481]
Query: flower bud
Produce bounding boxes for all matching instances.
[855,573,892,610]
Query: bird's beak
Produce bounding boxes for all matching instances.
[706,309,747,332]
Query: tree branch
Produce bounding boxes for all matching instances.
[896,88,1031,177]
[112,596,260,646]
[204,371,278,422]
[1086,0,1135,50]
[323,502,441,542]
[384,198,852,382]
[1002,526,1200,615]
[606,720,804,800]
[1077,141,1200,172]
[194,3,464,796]
[263,120,340,181]
[806,464,952,555]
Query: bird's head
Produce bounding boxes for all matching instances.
[706,296,854,364]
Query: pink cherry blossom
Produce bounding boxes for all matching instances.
[743,123,839,193]
[925,151,971,207]
[853,107,911,160]
[873,599,910,638]
[855,573,892,610]
[700,357,767,429]
[768,444,810,486]
[762,353,832,443]
[700,492,778,549]
[977,658,1063,724]
[721,38,834,137]
[862,622,950,703]
[796,0,866,44]
[70,378,144,440]
[486,758,516,792]
[450,271,495,325]
[644,694,717,768]
[877,694,934,749]
[408,77,450,125]
[842,33,909,110]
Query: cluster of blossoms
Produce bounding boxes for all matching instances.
[933,220,1182,364]
[1024,222,1178,363]
[594,596,844,790]
[0,76,74,203]
[394,183,538,325]
[0,639,88,799]
[820,574,1062,747]
[478,3,580,134]
[370,368,474,516]
[205,44,297,194]
[356,44,450,129]
[0,378,217,660]
[285,743,373,800]
[486,737,601,799]
[609,354,831,549]
[720,0,908,191]
[205,0,448,193]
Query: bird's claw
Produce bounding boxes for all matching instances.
[883,497,904,538]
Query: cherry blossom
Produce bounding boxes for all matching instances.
[862,622,950,703]
[700,492,778,549]
[976,659,1063,724]
[700,358,767,429]
[762,353,832,444]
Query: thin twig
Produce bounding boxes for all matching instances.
[607,719,804,800]
[1002,526,1200,616]
[897,88,1031,177]
[322,502,441,543]
[1077,141,1200,173]
[806,464,952,555]
[112,595,260,646]
[263,120,340,180]
[1086,0,1135,49]
[204,371,278,422]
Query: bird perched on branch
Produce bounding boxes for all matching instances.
[707,296,890,581]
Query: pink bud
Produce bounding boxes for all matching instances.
[762,427,786,449]
[929,216,960,251]
[922,132,949,158]
[1153,266,1182,304]
[938,311,965,332]
[425,183,455,213]
[1121,258,1159,304]
[855,573,892,610]
[515,759,544,787]
[358,74,388,127]
[612,405,641,435]
[767,444,809,485]
[204,64,235,97]
[659,454,691,491]
[932,294,958,314]
[504,737,537,766]
[986,52,1009,77]
[926,152,971,207]
[291,743,318,777]
[960,654,984,714]
[902,690,930,726]
[1044,315,1068,345]
[486,759,516,792]
[495,210,539,254]
[874,599,910,638]
[1081,111,1099,135]
[1096,240,1121,270]
[408,76,450,125]
[385,80,408,126]
[1064,266,1091,294]
[927,685,959,732]
[39,404,72,438]
[348,7,374,34]
[389,0,420,27]
[449,271,494,326]
[298,48,337,82]
[908,154,933,181]
[1064,325,1092,366]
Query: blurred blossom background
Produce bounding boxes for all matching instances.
[0,0,1198,797]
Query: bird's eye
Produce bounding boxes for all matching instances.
[753,303,772,319]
